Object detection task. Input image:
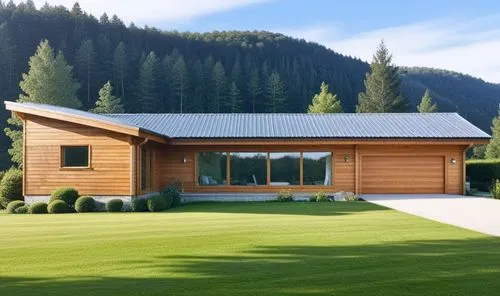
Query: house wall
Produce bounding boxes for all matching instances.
[22,114,467,197]
[24,115,132,197]
[153,143,467,195]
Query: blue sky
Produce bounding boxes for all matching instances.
[20,0,500,83]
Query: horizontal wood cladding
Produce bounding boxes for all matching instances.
[361,155,445,194]
[358,145,466,194]
[154,144,356,193]
[25,116,131,196]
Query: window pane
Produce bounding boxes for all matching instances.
[303,152,332,186]
[270,152,300,186]
[141,148,152,190]
[63,146,89,167]
[197,152,227,186]
[230,153,267,186]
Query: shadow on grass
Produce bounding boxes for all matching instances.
[169,201,388,216]
[2,237,500,295]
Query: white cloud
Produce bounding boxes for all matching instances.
[280,17,500,83]
[15,0,269,25]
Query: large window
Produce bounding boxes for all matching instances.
[270,152,300,186]
[197,152,227,186]
[196,151,334,187]
[230,153,267,186]
[303,152,332,186]
[61,146,89,168]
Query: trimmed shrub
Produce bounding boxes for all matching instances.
[131,198,148,212]
[162,182,182,208]
[0,168,23,207]
[50,187,79,207]
[48,200,70,214]
[147,195,167,212]
[313,191,329,202]
[276,189,294,202]
[6,200,25,214]
[345,194,362,201]
[107,199,123,212]
[29,202,48,214]
[489,180,500,199]
[15,205,29,214]
[75,196,96,213]
[466,159,500,191]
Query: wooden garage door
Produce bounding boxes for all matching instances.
[361,155,445,194]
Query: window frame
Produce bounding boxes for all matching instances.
[60,145,91,170]
[195,150,335,188]
[140,147,154,191]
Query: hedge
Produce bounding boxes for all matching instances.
[75,196,96,213]
[147,195,167,212]
[48,200,70,214]
[29,202,48,214]
[131,198,148,212]
[50,187,79,207]
[107,199,123,212]
[0,168,23,207]
[466,159,500,191]
[6,200,25,214]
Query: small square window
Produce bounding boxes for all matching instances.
[62,146,89,168]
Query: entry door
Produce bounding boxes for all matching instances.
[361,155,445,194]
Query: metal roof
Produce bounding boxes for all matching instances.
[107,112,490,139]
[6,102,490,139]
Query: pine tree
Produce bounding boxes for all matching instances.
[227,82,242,113]
[356,41,408,113]
[203,55,215,112]
[190,59,204,113]
[308,82,343,113]
[172,55,189,113]
[0,23,16,98]
[212,61,227,113]
[161,53,175,112]
[265,72,287,112]
[136,51,160,112]
[248,69,262,113]
[486,115,500,159]
[75,39,95,106]
[5,39,80,167]
[112,42,127,104]
[92,81,124,114]
[417,89,438,113]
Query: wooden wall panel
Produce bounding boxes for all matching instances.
[25,116,131,196]
[357,145,466,194]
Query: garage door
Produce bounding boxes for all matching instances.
[361,155,445,194]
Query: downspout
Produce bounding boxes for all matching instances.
[136,137,149,196]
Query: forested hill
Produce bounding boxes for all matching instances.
[0,1,498,167]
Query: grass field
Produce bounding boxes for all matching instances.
[1,202,499,295]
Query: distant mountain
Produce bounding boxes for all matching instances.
[0,2,497,168]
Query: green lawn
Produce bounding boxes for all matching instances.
[1,202,499,295]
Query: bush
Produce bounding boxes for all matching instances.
[50,187,79,207]
[312,191,329,202]
[147,195,167,212]
[48,200,70,214]
[75,196,96,213]
[0,168,23,207]
[15,205,29,214]
[466,159,500,191]
[29,202,48,214]
[345,194,362,201]
[6,200,25,214]
[276,189,294,202]
[489,180,500,199]
[131,198,148,212]
[107,199,123,212]
[162,182,182,208]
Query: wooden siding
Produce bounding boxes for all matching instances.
[361,155,445,194]
[24,115,131,196]
[357,145,466,194]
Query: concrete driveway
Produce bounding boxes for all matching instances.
[361,194,500,236]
